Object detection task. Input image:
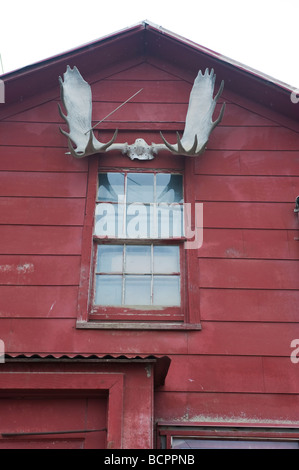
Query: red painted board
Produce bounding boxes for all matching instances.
[199,228,299,260]
[163,355,265,393]
[188,322,299,356]
[0,146,88,172]
[195,175,299,202]
[202,202,297,230]
[0,226,82,255]
[0,255,81,286]
[0,172,87,198]
[199,258,299,290]
[155,391,299,423]
[0,286,78,318]
[200,288,299,323]
[0,319,189,356]
[209,126,299,151]
[195,150,299,176]
[0,198,85,226]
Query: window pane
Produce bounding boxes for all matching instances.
[95,275,122,306]
[153,246,180,273]
[124,275,151,305]
[172,438,299,449]
[97,245,123,273]
[157,174,183,203]
[153,276,180,306]
[125,245,151,274]
[95,203,125,237]
[126,203,150,238]
[127,173,154,203]
[98,173,125,202]
[154,204,184,238]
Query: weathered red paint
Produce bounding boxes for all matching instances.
[0,21,299,449]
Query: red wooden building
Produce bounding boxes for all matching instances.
[0,20,299,449]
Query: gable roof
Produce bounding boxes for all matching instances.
[1,20,298,123]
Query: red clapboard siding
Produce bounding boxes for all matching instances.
[8,100,276,128]
[199,258,299,290]
[0,256,81,286]
[2,43,299,438]
[195,150,299,176]
[0,319,189,355]
[0,286,78,318]
[155,392,299,422]
[0,226,82,255]
[195,175,299,202]
[8,101,189,124]
[0,172,87,198]
[263,357,299,393]
[200,229,299,260]
[162,355,299,394]
[163,355,265,393]
[203,202,297,230]
[91,79,192,102]
[200,288,299,323]
[0,198,86,226]
[164,356,299,393]
[209,126,299,151]
[0,122,66,147]
[188,322,299,356]
[104,62,182,81]
[0,146,88,172]
[1,122,298,149]
[1,319,298,357]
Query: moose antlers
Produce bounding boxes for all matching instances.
[59,66,225,159]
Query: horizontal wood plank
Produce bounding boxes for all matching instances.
[91,79,192,102]
[199,228,299,260]
[155,391,299,422]
[162,355,299,394]
[0,198,86,226]
[199,258,299,290]
[0,171,87,197]
[202,202,298,230]
[1,122,298,149]
[0,226,82,255]
[0,146,88,172]
[195,150,299,176]
[105,63,182,81]
[209,126,299,151]
[0,318,189,355]
[188,322,299,356]
[200,288,299,322]
[8,100,276,128]
[163,355,265,393]
[195,175,299,202]
[0,255,81,286]
[0,286,78,318]
[0,319,297,357]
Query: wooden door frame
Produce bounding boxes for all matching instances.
[0,372,124,448]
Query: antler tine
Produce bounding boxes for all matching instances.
[159,131,200,156]
[159,131,178,154]
[211,101,226,133]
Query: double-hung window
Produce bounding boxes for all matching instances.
[90,170,185,323]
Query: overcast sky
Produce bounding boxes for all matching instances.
[1,0,299,88]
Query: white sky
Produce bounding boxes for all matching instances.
[1,0,299,88]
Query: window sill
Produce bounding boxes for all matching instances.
[76,321,202,331]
